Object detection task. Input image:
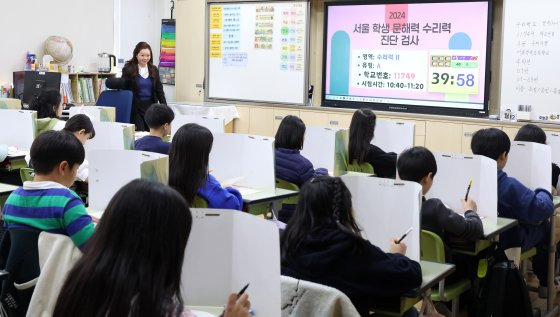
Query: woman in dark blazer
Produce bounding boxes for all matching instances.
[122,42,167,131]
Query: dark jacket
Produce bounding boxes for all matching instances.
[497,169,554,249]
[121,64,167,118]
[421,197,483,243]
[275,148,327,187]
[281,227,422,316]
[365,144,397,178]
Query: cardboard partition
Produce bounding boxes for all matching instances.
[426,153,498,223]
[0,109,36,150]
[341,175,422,262]
[68,105,116,122]
[504,141,552,191]
[85,122,135,153]
[89,150,168,210]
[172,115,225,136]
[301,126,346,174]
[372,120,415,155]
[182,209,281,317]
[209,133,275,191]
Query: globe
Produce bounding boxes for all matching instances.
[44,36,73,65]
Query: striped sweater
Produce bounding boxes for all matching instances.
[2,181,94,249]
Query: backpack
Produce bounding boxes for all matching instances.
[471,243,534,317]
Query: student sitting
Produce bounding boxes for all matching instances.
[62,114,96,182]
[2,130,94,250]
[53,179,251,317]
[349,108,397,178]
[169,123,243,210]
[281,176,421,317]
[471,128,555,297]
[134,103,174,154]
[29,89,65,134]
[514,123,560,191]
[25,114,96,182]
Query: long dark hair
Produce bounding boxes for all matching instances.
[348,108,376,164]
[169,123,213,204]
[281,176,363,263]
[29,88,62,119]
[124,41,157,78]
[64,114,96,138]
[54,179,192,317]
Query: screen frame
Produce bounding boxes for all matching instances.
[321,0,493,117]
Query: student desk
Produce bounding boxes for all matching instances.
[0,183,18,208]
[370,260,456,316]
[185,306,223,316]
[0,152,27,171]
[544,196,560,315]
[451,217,518,256]
[242,188,299,217]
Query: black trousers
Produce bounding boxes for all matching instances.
[132,99,153,131]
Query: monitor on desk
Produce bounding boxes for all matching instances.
[13,71,62,106]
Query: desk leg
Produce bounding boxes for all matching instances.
[548,211,557,312]
[271,200,279,219]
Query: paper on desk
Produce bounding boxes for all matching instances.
[233,186,260,196]
[7,147,28,157]
[220,176,245,188]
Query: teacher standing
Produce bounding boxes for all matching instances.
[122,42,167,131]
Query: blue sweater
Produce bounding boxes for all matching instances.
[198,174,243,210]
[136,76,153,101]
[275,148,327,187]
[497,169,554,248]
[134,136,170,155]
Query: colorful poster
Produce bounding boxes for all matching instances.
[280,3,305,71]
[159,19,176,85]
[254,5,274,49]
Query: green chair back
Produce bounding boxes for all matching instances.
[192,195,209,208]
[20,168,35,183]
[275,178,300,210]
[420,230,446,263]
[347,160,374,174]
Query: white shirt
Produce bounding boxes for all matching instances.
[139,65,149,79]
[23,180,67,190]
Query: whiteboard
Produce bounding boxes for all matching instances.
[500,0,560,122]
[206,1,309,105]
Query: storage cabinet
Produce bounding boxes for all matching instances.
[249,107,274,136]
[234,106,250,134]
[425,121,463,153]
[273,109,300,134]
[299,110,330,127]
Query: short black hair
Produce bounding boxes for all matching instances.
[514,124,546,144]
[397,146,437,183]
[145,104,175,129]
[275,115,306,149]
[30,130,85,175]
[471,128,511,161]
[64,114,96,139]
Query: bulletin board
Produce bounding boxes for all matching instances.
[205,0,310,105]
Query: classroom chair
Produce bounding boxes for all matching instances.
[96,90,133,124]
[420,230,471,317]
[281,275,360,317]
[347,160,374,174]
[19,168,34,183]
[275,178,299,204]
[0,98,22,110]
[192,195,209,208]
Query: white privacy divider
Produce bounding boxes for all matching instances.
[301,126,346,175]
[341,175,422,262]
[504,141,551,191]
[89,150,168,211]
[426,153,498,223]
[172,115,225,136]
[0,109,36,150]
[372,120,415,154]
[182,209,281,317]
[84,122,135,153]
[209,133,275,192]
[68,106,116,122]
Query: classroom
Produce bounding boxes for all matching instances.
[1,0,560,316]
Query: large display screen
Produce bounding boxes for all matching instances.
[322,1,492,117]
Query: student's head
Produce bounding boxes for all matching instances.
[29,89,62,119]
[145,104,175,135]
[471,128,510,169]
[281,176,362,262]
[169,123,213,204]
[29,130,85,187]
[131,41,154,68]
[53,179,192,317]
[514,124,547,144]
[348,108,376,164]
[63,114,96,145]
[275,115,305,150]
[397,147,438,195]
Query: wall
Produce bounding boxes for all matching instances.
[175,0,504,114]
[0,0,114,85]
